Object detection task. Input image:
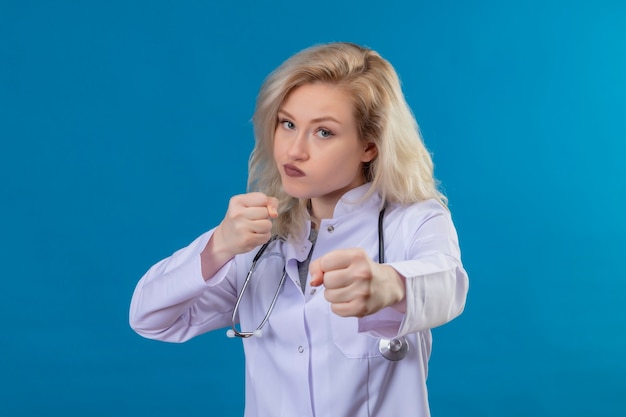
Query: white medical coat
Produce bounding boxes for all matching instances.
[130,183,469,417]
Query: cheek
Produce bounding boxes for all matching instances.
[327,155,362,179]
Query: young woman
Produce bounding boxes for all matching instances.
[130,42,469,417]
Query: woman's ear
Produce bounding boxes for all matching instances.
[362,142,378,163]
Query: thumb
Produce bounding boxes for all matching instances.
[309,259,324,287]
[266,197,279,218]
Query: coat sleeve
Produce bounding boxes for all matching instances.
[358,202,469,338]
[128,229,239,343]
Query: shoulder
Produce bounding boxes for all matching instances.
[383,200,460,258]
[387,199,449,226]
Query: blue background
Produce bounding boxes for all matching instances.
[1,1,625,416]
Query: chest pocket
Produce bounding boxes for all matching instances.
[329,311,383,359]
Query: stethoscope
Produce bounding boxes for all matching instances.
[226,207,409,361]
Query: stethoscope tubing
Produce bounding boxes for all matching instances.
[227,236,286,338]
[226,205,409,361]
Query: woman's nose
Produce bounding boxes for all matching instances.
[287,132,309,160]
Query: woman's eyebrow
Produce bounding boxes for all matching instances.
[277,109,341,125]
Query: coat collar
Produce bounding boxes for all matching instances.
[284,183,381,262]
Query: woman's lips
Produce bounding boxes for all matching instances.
[284,164,305,177]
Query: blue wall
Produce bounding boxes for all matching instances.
[1,1,624,415]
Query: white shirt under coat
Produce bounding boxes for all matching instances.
[129,183,469,417]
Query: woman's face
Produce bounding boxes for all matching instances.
[273,82,377,219]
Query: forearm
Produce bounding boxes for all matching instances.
[130,258,204,337]
[397,261,468,334]
[129,231,235,342]
[394,208,469,334]
[358,262,467,338]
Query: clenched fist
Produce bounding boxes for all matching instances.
[201,192,278,280]
[309,248,406,318]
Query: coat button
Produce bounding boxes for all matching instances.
[298,346,304,353]
[327,225,334,233]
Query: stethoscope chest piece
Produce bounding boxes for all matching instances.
[378,336,409,361]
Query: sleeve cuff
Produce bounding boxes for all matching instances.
[357,308,404,338]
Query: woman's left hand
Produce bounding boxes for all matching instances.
[309,249,406,317]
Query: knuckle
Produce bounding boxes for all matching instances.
[330,304,346,317]
[250,192,267,204]
[347,249,360,262]
[354,301,369,318]
[227,206,243,220]
[351,265,371,282]
[229,194,243,207]
[261,219,272,231]
[352,290,370,306]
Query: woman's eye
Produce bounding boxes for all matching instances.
[280,120,295,130]
[316,128,334,138]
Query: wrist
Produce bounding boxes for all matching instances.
[200,228,236,281]
[387,266,407,313]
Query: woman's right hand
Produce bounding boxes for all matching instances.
[201,192,278,280]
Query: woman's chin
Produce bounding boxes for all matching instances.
[280,183,312,200]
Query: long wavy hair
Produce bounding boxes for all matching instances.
[249,42,446,239]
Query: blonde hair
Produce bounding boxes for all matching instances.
[249,42,446,238]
